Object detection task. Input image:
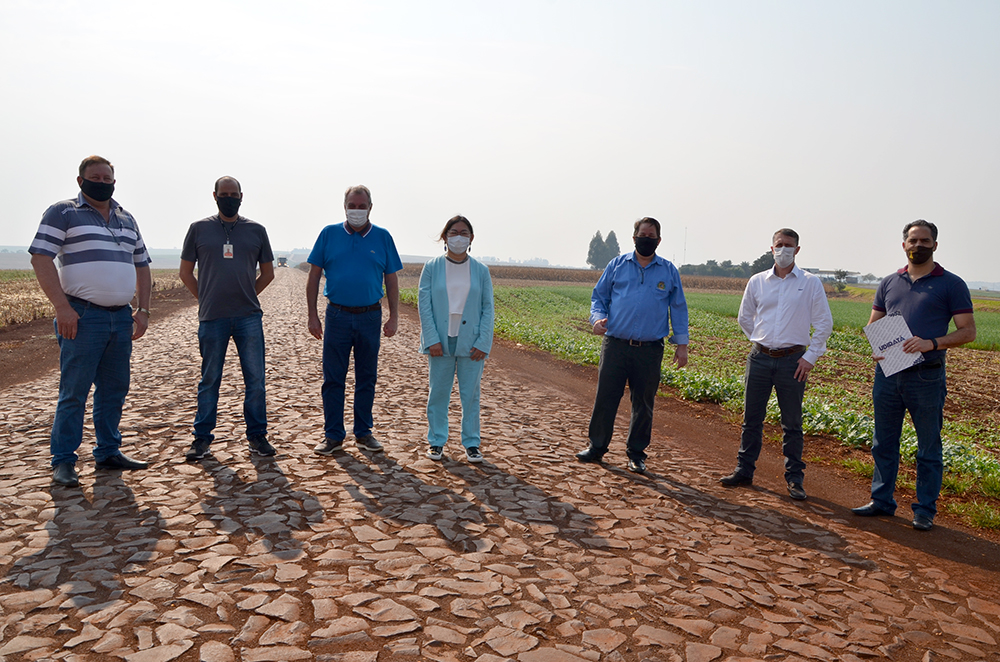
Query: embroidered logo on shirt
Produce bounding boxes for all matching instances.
[657,281,666,290]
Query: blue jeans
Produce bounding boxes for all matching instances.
[870,363,947,518]
[193,313,267,441]
[322,305,381,441]
[427,337,486,449]
[50,301,133,467]
[737,348,807,483]
[587,336,664,461]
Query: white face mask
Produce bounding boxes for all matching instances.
[447,235,471,254]
[773,246,796,269]
[346,209,369,228]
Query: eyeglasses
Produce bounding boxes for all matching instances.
[447,230,472,238]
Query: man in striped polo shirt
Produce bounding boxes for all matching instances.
[29,155,153,487]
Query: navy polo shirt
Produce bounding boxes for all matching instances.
[873,263,973,363]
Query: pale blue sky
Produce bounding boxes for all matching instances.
[2,0,998,281]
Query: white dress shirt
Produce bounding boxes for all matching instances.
[738,264,833,366]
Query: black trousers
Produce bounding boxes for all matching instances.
[587,336,664,461]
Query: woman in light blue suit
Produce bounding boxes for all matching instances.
[418,216,494,463]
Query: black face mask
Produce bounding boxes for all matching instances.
[217,196,242,219]
[80,179,115,202]
[634,236,658,257]
[907,245,934,265]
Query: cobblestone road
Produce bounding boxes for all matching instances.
[2,268,999,662]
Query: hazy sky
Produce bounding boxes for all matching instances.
[2,1,998,281]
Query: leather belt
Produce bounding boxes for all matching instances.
[754,343,806,358]
[905,361,943,372]
[67,295,129,313]
[608,336,663,347]
[328,302,381,314]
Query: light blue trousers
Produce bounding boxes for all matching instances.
[427,337,485,448]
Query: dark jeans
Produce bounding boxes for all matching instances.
[193,313,267,441]
[587,336,664,461]
[50,301,133,467]
[737,348,807,483]
[870,363,947,518]
[322,305,382,441]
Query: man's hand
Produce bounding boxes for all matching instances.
[308,314,323,340]
[793,357,814,382]
[592,318,608,336]
[428,342,443,357]
[384,315,398,338]
[132,310,149,340]
[902,336,934,354]
[470,348,487,361]
[55,305,80,340]
[673,344,688,368]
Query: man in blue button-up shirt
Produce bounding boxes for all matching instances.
[577,217,689,474]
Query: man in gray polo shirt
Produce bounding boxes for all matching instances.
[180,176,275,461]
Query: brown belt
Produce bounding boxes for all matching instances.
[754,343,806,358]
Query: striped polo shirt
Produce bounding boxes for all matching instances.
[29,193,151,307]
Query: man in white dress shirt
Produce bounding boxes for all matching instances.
[720,228,833,500]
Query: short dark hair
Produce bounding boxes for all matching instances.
[440,215,474,241]
[214,176,241,194]
[79,155,114,178]
[904,219,938,241]
[344,185,372,207]
[633,217,661,238]
[772,228,799,245]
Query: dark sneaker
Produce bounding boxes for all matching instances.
[186,438,211,462]
[356,435,383,452]
[314,438,343,456]
[719,470,753,487]
[428,445,444,461]
[466,447,484,463]
[248,435,276,457]
[787,482,807,501]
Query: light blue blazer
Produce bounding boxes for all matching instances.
[418,255,494,357]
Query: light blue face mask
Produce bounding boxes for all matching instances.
[447,235,471,254]
[773,246,796,268]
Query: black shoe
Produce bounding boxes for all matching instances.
[851,502,894,517]
[52,463,79,487]
[248,435,276,457]
[314,438,343,456]
[185,438,211,462]
[913,513,934,531]
[787,482,807,501]
[428,445,444,461]
[627,458,646,474]
[576,446,605,463]
[356,434,384,452]
[95,453,149,471]
[719,471,753,487]
[466,447,484,463]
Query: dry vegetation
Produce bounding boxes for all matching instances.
[0,269,186,328]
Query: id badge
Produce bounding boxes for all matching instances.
[223,243,234,259]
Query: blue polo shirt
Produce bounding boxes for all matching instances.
[590,252,689,344]
[873,263,973,363]
[308,222,402,307]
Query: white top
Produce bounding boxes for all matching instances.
[445,258,472,337]
[738,264,833,366]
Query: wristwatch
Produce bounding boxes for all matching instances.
[136,307,151,316]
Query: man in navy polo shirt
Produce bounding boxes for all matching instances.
[306,185,402,455]
[29,155,153,487]
[852,220,976,531]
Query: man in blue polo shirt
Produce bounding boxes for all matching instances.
[577,217,689,474]
[29,155,153,487]
[306,185,402,455]
[852,220,975,531]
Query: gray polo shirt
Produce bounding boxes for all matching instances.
[181,215,274,321]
